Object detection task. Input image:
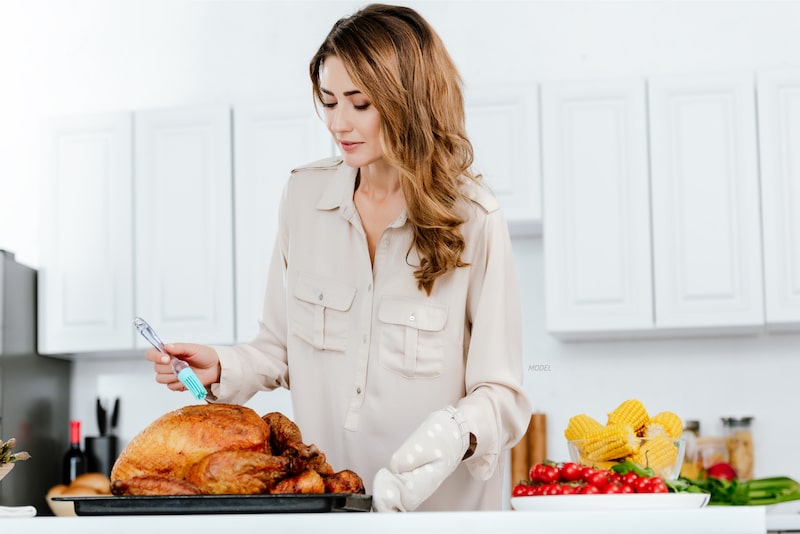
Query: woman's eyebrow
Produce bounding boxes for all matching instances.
[320,87,363,97]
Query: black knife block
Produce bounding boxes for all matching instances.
[85,436,118,478]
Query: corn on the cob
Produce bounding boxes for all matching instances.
[630,435,678,477]
[564,414,603,441]
[580,423,638,462]
[646,411,683,439]
[607,399,649,435]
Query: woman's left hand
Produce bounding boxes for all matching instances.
[372,406,471,512]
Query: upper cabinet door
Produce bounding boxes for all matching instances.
[541,79,653,337]
[39,112,134,354]
[134,106,234,346]
[649,72,764,329]
[465,84,541,236]
[232,101,333,343]
[758,68,800,328]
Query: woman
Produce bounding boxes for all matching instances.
[146,3,530,512]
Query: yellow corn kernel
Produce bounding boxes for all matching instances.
[646,411,683,439]
[631,436,678,477]
[564,414,604,441]
[607,399,649,435]
[581,423,639,462]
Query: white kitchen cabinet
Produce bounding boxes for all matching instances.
[648,72,763,330]
[134,106,235,347]
[39,112,134,353]
[757,68,800,329]
[40,105,236,355]
[541,79,653,337]
[232,101,333,343]
[465,84,541,236]
[543,72,764,339]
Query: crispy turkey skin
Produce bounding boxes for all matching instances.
[110,404,364,496]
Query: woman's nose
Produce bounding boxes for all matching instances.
[328,107,352,133]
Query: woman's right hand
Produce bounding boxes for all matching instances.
[145,343,221,392]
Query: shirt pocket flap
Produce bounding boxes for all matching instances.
[294,275,356,312]
[378,298,448,332]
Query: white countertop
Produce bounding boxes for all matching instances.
[0,507,769,534]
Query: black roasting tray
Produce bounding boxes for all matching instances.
[52,493,373,515]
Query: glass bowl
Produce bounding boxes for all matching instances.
[567,437,686,479]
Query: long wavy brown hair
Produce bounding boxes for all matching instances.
[310,3,480,295]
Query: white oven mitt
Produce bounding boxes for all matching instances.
[372,405,471,512]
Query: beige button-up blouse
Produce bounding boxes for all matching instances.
[210,157,531,511]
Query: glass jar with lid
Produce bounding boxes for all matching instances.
[722,416,754,481]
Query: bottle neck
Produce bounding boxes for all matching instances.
[69,420,81,446]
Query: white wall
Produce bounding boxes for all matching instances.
[3,0,800,480]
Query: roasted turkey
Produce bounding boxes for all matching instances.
[110,403,364,496]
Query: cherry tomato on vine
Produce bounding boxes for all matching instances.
[586,470,609,490]
[560,462,582,482]
[580,484,601,494]
[603,484,624,494]
[512,484,528,497]
[529,464,545,483]
[539,465,561,485]
[650,478,669,493]
[622,472,640,486]
[633,476,652,493]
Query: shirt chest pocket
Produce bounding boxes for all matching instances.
[378,298,448,379]
[292,274,356,352]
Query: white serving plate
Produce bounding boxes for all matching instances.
[511,492,710,511]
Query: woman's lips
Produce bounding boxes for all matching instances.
[339,140,362,152]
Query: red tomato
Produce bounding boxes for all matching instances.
[622,472,639,486]
[529,464,545,483]
[619,484,635,494]
[579,466,597,481]
[559,484,578,495]
[525,485,538,496]
[512,484,528,497]
[541,483,560,496]
[633,477,652,493]
[580,484,601,494]
[649,478,668,493]
[586,470,609,490]
[539,465,561,485]
[603,484,624,494]
[560,462,583,482]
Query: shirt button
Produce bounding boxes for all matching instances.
[409,314,416,322]
[318,293,323,301]
[356,387,362,394]
[362,335,367,344]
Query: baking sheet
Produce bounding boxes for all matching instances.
[53,493,372,515]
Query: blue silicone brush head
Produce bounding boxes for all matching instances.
[173,360,207,401]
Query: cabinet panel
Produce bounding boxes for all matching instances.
[465,84,541,236]
[542,79,653,336]
[758,69,800,327]
[134,106,234,345]
[39,113,134,353]
[233,102,333,342]
[649,72,763,328]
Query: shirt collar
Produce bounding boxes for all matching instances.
[316,160,357,213]
[316,160,409,227]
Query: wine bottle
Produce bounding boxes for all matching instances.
[62,420,87,484]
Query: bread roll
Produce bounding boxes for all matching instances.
[71,472,112,494]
